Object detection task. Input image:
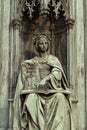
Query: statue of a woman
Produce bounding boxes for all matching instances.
[13,35,75,130]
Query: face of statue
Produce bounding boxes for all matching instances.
[38,37,49,53]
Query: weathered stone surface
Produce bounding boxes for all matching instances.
[0,0,10,129]
[84,0,87,129]
[0,0,86,130]
[75,0,85,130]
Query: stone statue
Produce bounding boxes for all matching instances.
[13,35,75,130]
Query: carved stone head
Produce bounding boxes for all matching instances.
[34,35,50,53]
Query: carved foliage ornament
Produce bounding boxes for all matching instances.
[17,0,68,19]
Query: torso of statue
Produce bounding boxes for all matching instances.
[37,62,51,80]
[22,56,52,90]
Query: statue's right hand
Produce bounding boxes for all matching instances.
[39,79,47,87]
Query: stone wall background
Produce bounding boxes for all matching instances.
[0,0,86,130]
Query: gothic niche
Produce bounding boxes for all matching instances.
[17,0,69,75]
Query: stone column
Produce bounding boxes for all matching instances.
[8,0,22,129]
[8,0,15,129]
[75,0,85,130]
[67,0,85,129]
[8,20,21,130]
[66,0,75,95]
[66,0,76,96]
[66,19,75,92]
[0,0,10,129]
[66,1,79,129]
[84,0,87,129]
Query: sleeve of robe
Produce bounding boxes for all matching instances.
[47,55,70,91]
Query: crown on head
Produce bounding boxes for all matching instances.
[33,34,50,45]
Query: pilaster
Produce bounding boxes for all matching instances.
[0,0,10,129]
[8,4,22,130]
[75,0,85,130]
[84,0,87,129]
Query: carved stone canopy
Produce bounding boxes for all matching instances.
[17,0,68,20]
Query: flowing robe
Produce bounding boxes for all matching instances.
[13,55,75,130]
